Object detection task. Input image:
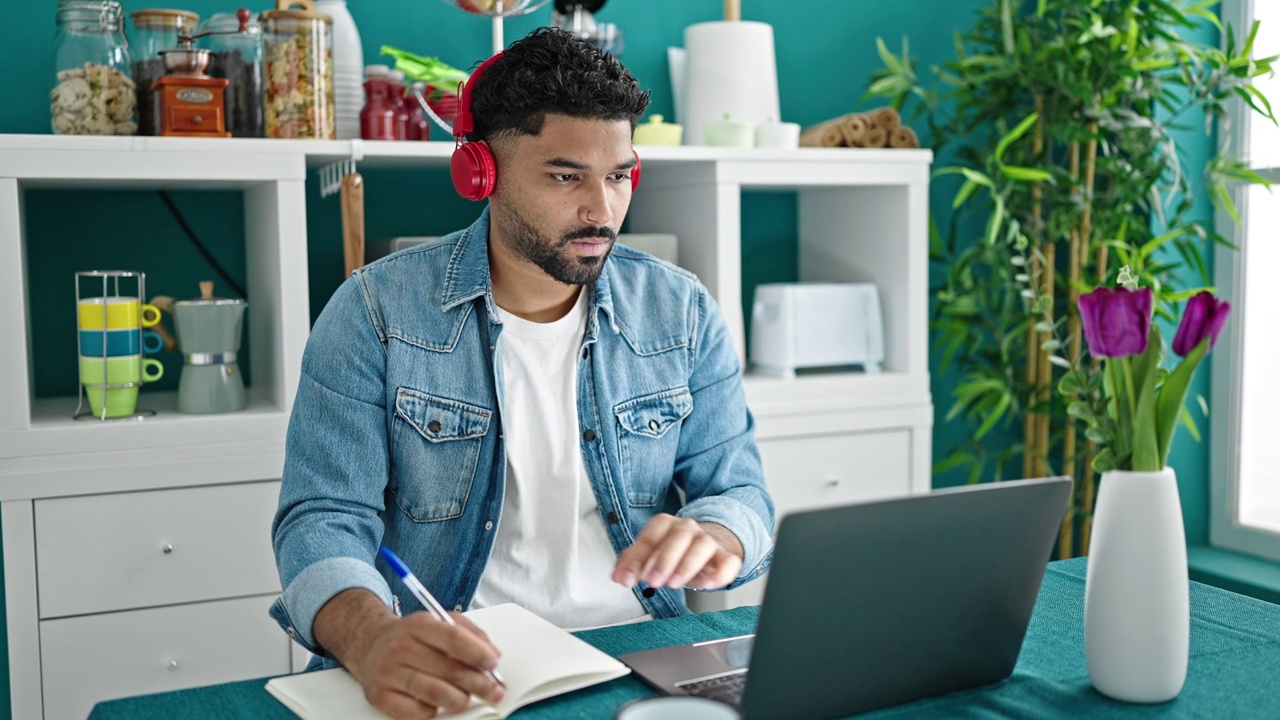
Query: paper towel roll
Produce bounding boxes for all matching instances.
[681,21,781,146]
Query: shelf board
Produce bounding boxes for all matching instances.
[743,370,930,417]
[0,390,288,461]
[0,133,933,173]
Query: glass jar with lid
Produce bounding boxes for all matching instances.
[129,9,200,135]
[51,0,136,135]
[198,11,265,137]
[260,0,335,139]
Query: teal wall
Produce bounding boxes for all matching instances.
[0,0,1225,715]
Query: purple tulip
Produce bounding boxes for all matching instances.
[1079,286,1153,358]
[1172,292,1231,356]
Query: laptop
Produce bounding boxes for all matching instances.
[620,476,1072,720]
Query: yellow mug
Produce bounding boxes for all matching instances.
[78,297,162,330]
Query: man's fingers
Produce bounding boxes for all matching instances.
[368,688,438,720]
[449,612,500,658]
[404,614,500,672]
[612,514,675,585]
[642,523,704,587]
[695,550,744,589]
[399,668,472,715]
[667,534,720,588]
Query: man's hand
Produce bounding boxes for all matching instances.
[315,589,505,720]
[612,514,744,591]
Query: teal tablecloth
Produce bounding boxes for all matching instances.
[89,558,1280,719]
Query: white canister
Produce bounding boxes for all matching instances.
[755,119,800,148]
[315,0,363,140]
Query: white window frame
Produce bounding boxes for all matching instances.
[1211,0,1280,561]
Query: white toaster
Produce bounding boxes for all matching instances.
[749,282,884,378]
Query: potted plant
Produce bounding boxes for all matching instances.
[1074,267,1228,702]
[866,0,1275,557]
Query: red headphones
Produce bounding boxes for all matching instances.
[450,51,642,201]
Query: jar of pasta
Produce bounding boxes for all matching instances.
[259,0,334,139]
[50,1,137,135]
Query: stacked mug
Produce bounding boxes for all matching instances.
[77,296,165,419]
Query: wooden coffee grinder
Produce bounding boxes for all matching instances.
[153,8,251,137]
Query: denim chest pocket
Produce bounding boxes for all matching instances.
[391,388,492,522]
[614,387,693,507]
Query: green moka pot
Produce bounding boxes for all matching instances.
[174,281,247,413]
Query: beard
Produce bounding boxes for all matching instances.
[501,202,617,286]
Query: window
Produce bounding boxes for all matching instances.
[1212,0,1280,559]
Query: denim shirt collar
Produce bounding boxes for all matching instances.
[440,205,622,342]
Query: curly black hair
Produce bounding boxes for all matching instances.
[467,27,651,144]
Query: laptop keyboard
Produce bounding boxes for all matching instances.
[678,671,747,706]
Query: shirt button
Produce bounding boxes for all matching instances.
[606,511,619,524]
[286,627,297,639]
[583,429,597,441]
[642,587,656,598]
[484,521,494,530]
[428,420,442,433]
[454,604,463,612]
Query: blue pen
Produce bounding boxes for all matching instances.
[378,545,506,688]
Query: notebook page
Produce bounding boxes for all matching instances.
[459,604,631,716]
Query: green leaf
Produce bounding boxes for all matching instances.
[1180,405,1202,443]
[995,112,1041,162]
[932,452,975,476]
[1000,0,1014,55]
[1155,336,1210,464]
[985,201,1006,246]
[1058,370,1085,396]
[953,179,981,209]
[1184,3,1224,34]
[876,37,906,75]
[975,394,1012,440]
[1001,166,1055,182]
[1067,401,1095,421]
[959,167,996,188]
[1092,448,1118,473]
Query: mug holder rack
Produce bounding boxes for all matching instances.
[74,270,157,421]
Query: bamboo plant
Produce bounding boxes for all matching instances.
[868,0,1275,557]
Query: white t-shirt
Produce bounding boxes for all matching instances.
[470,288,650,631]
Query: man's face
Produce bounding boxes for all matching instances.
[490,114,636,286]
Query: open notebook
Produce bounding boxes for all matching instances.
[266,603,631,720]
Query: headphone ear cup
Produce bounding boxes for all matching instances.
[631,149,642,192]
[451,141,498,201]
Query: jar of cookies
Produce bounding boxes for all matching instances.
[260,0,335,139]
[51,1,138,135]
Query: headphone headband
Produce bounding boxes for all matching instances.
[453,52,504,141]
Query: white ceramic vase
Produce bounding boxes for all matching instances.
[1084,467,1189,703]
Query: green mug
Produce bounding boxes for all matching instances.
[79,355,164,418]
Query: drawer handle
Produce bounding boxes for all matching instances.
[167,660,179,671]
[824,478,841,489]
[163,544,174,554]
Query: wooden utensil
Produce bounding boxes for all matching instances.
[725,0,740,21]
[147,295,180,352]
[340,172,365,278]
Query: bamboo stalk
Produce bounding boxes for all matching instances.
[1060,142,1082,560]
[1079,122,1101,554]
[1037,242,1055,476]
[1025,97,1046,482]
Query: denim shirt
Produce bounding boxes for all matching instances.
[269,207,774,667]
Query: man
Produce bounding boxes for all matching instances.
[270,27,774,719]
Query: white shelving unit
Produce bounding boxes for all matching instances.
[0,134,932,717]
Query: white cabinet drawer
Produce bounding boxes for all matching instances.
[759,428,913,521]
[40,594,290,720]
[35,480,282,618]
